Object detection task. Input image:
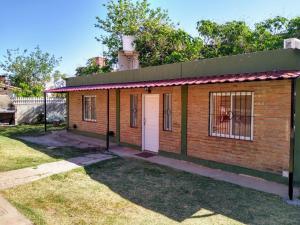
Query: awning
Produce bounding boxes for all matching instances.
[45,70,300,93]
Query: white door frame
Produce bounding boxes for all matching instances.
[142,94,160,152]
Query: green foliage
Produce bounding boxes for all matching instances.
[197,16,300,58]
[97,0,300,68]
[287,17,300,38]
[75,58,110,76]
[197,20,252,58]
[0,46,61,97]
[136,26,202,67]
[95,0,201,67]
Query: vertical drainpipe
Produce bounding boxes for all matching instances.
[106,89,110,150]
[44,92,47,132]
[289,78,296,200]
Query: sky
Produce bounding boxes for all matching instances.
[0,0,300,76]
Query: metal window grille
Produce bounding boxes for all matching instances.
[130,94,138,127]
[209,91,254,140]
[163,93,172,131]
[83,96,96,121]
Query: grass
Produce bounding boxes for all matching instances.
[0,124,99,172]
[0,124,65,137]
[2,158,300,225]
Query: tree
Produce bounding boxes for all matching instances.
[287,17,300,39]
[197,20,253,58]
[196,16,300,59]
[97,1,300,68]
[251,16,288,51]
[95,0,202,68]
[136,27,202,67]
[75,58,110,76]
[0,46,61,97]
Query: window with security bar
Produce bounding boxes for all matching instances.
[130,94,138,127]
[83,96,96,121]
[209,92,254,140]
[163,93,172,131]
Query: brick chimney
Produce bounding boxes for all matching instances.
[93,56,106,67]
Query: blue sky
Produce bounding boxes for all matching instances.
[0,0,299,76]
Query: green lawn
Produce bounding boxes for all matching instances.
[2,158,300,225]
[0,124,65,137]
[0,124,99,172]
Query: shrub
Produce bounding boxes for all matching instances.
[47,112,65,123]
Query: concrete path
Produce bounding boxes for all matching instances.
[19,130,117,149]
[110,146,300,199]
[0,152,114,225]
[0,195,32,225]
[0,153,113,190]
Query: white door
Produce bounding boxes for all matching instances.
[143,94,159,152]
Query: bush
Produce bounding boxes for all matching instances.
[47,112,65,123]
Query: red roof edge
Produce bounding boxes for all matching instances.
[45,70,300,93]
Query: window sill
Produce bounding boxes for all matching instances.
[210,133,253,141]
[83,119,97,123]
[162,129,172,132]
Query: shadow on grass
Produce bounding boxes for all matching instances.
[20,141,101,160]
[83,158,300,224]
[0,124,103,168]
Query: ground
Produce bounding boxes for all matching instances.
[1,125,300,225]
[1,158,300,225]
[0,124,99,172]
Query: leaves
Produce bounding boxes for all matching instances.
[75,58,110,76]
[0,46,61,97]
[96,0,300,67]
[197,16,300,58]
[96,0,202,68]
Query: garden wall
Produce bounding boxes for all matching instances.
[12,97,66,124]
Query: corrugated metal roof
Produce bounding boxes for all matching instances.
[46,70,300,93]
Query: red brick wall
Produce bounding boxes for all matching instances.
[68,90,116,136]
[67,80,291,173]
[187,80,291,173]
[120,87,181,153]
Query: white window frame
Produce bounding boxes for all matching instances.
[209,91,254,141]
[83,95,96,122]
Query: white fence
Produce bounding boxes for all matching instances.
[11,97,66,124]
[12,97,66,105]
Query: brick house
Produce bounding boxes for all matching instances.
[46,45,300,198]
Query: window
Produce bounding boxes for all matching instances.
[163,93,172,131]
[83,96,96,121]
[209,92,254,140]
[130,94,138,127]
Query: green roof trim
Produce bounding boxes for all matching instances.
[67,49,300,87]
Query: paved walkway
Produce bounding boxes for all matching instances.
[110,146,300,199]
[0,152,113,225]
[0,140,299,224]
[0,196,32,225]
[19,130,117,149]
[0,153,113,190]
